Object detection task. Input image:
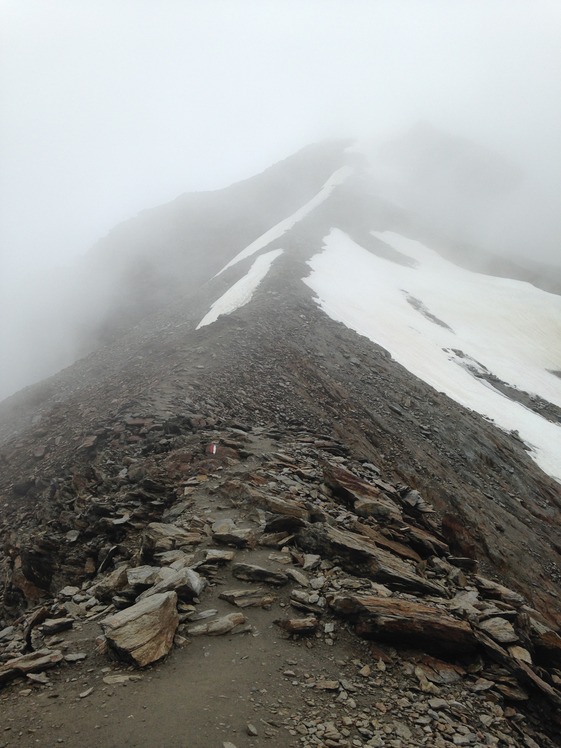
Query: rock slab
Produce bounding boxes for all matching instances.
[101,591,178,667]
[330,594,477,655]
[0,649,63,687]
[297,524,445,597]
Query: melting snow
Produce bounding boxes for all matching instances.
[215,165,353,276]
[197,248,283,329]
[304,229,561,482]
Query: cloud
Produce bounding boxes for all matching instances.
[1,0,561,397]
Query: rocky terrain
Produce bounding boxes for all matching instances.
[1,403,561,747]
[1,139,561,747]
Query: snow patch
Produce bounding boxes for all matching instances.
[215,165,353,277]
[304,229,561,483]
[197,248,283,329]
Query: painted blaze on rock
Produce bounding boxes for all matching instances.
[101,591,178,667]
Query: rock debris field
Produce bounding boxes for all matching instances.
[2,409,561,748]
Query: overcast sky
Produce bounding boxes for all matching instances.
[1,0,561,285]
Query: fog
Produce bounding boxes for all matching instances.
[1,0,561,400]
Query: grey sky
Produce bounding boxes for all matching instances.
[1,0,561,285]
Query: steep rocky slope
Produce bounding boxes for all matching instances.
[1,382,561,747]
[1,138,561,746]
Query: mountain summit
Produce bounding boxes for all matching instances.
[1,134,561,746]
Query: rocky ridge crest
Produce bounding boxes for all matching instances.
[1,138,561,746]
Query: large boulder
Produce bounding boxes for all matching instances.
[141,523,203,558]
[89,565,129,602]
[101,591,178,667]
[296,523,446,597]
[330,594,477,655]
[11,545,55,602]
[136,567,206,601]
[323,463,402,521]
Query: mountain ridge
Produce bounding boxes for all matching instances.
[2,132,561,402]
[1,133,561,746]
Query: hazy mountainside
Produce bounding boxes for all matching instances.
[83,141,355,334]
[2,129,561,403]
[1,135,561,746]
[370,123,561,292]
[375,122,523,207]
[73,129,561,337]
[0,141,353,401]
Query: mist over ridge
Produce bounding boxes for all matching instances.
[1,128,560,403]
[2,1,561,400]
[3,9,561,741]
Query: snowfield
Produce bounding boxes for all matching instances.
[215,165,353,276]
[304,229,561,483]
[197,248,283,329]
